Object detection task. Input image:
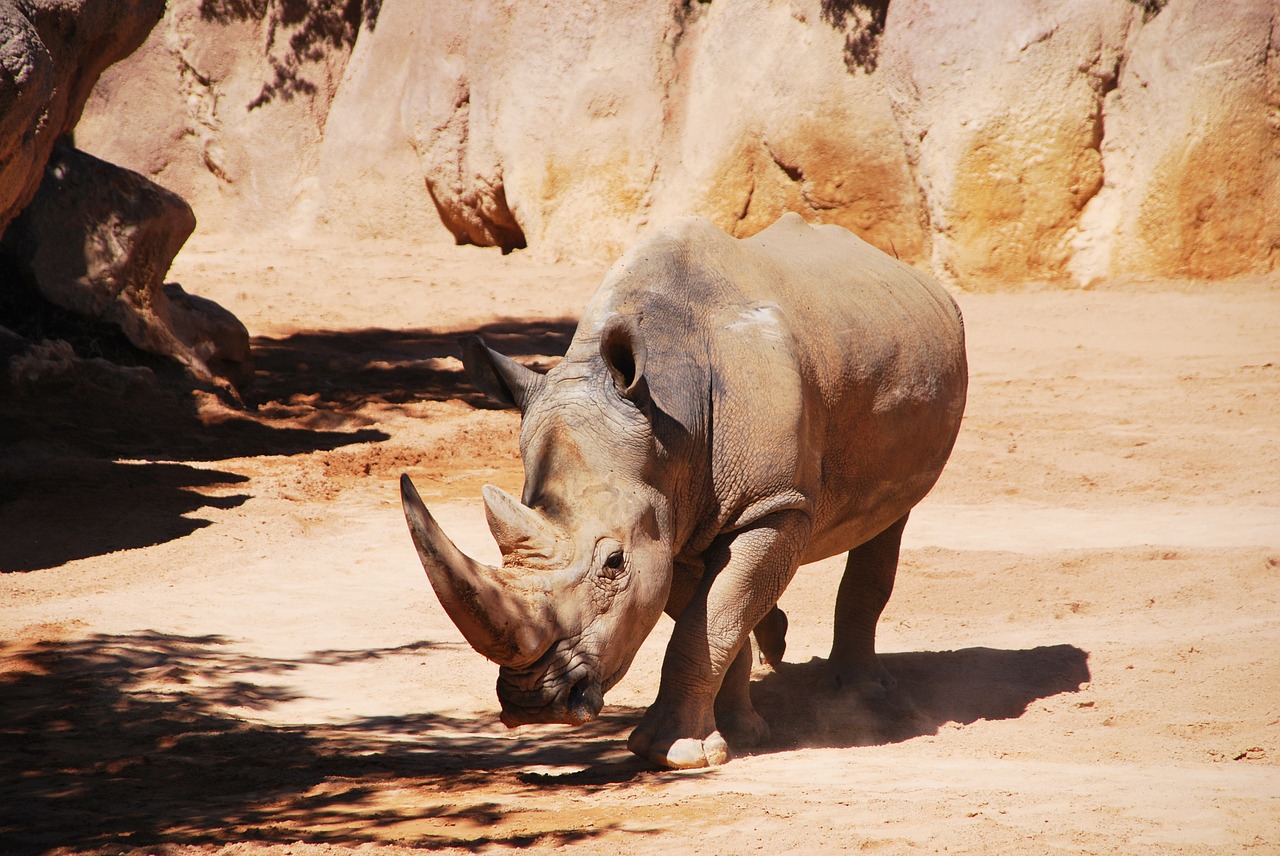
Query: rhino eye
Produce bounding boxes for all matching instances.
[601,550,625,578]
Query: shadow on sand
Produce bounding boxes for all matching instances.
[247,319,576,413]
[0,632,644,854]
[0,632,1087,853]
[0,319,576,572]
[751,645,1092,751]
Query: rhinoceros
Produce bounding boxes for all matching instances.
[400,212,967,768]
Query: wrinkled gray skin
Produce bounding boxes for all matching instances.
[401,213,967,769]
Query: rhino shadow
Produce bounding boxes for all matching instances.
[750,645,1091,751]
[0,631,1091,854]
[0,631,651,855]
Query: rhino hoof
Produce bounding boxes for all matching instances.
[717,706,769,749]
[629,729,729,769]
[666,733,729,769]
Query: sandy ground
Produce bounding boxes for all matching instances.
[2,233,1279,855]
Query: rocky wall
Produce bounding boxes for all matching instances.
[77,0,1279,287]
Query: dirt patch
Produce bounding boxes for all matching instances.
[2,235,1278,854]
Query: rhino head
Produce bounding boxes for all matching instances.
[400,315,677,727]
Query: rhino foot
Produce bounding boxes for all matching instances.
[629,728,729,769]
[717,705,769,749]
[828,656,897,701]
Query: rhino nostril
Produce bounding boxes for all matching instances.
[566,677,603,724]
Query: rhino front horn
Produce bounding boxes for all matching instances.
[400,473,551,666]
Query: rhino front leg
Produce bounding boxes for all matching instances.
[629,510,810,769]
[661,559,769,754]
[828,512,908,698]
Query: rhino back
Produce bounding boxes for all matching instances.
[740,215,967,560]
[561,215,967,561]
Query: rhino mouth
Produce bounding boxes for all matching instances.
[499,676,604,727]
[497,642,606,726]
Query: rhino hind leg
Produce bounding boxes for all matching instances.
[753,605,788,668]
[828,513,909,699]
[714,644,770,749]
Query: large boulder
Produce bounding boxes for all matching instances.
[410,1,672,260]
[407,1,926,264]
[2,144,252,390]
[647,0,927,264]
[313,0,454,242]
[395,0,928,264]
[0,0,166,236]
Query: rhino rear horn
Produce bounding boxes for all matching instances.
[400,474,550,665]
[460,335,544,410]
[482,484,568,565]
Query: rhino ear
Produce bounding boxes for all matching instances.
[460,335,543,410]
[600,315,648,402]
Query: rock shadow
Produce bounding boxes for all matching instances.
[0,317,573,571]
[0,631,647,855]
[248,318,576,413]
[820,0,890,74]
[0,632,1095,851]
[0,372,386,572]
[0,458,250,573]
[750,644,1091,751]
[198,0,383,109]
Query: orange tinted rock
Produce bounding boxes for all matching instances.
[3,145,250,389]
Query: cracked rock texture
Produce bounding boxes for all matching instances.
[0,0,166,236]
[0,0,257,393]
[2,144,253,389]
[78,0,1278,287]
[75,0,377,238]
